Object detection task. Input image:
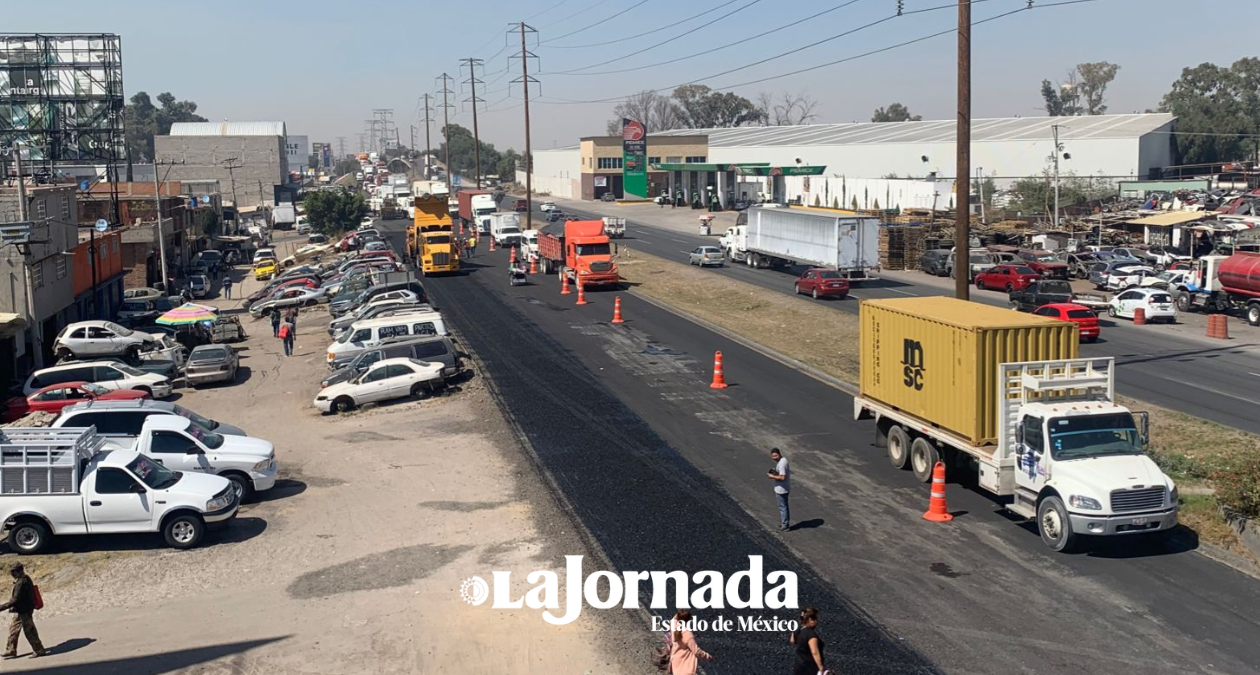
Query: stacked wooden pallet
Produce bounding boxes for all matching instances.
[879,226,928,271]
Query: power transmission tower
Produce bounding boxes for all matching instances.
[437,73,456,194]
[461,57,485,189]
[954,0,970,302]
[373,109,395,155]
[418,93,435,179]
[510,22,540,229]
[336,136,347,160]
[355,133,367,154]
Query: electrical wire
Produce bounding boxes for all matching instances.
[542,0,654,43]
[540,0,613,29]
[544,0,736,49]
[552,0,861,76]
[528,0,572,21]
[540,0,1104,106]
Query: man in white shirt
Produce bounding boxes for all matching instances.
[767,447,790,531]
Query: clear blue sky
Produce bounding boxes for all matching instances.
[9,0,1259,155]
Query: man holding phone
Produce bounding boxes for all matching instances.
[767,448,790,531]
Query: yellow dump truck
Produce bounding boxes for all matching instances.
[408,194,459,276]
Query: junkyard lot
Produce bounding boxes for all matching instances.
[2,247,635,674]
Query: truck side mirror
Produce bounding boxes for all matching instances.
[1133,411,1150,448]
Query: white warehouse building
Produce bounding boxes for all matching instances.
[527,113,1176,209]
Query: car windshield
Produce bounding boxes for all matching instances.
[115,364,146,377]
[172,404,221,431]
[127,455,181,489]
[1090,263,1107,273]
[1048,413,1143,460]
[104,322,133,337]
[969,254,991,264]
[191,348,227,363]
[1014,267,1037,275]
[1155,271,1178,281]
[576,243,611,256]
[82,382,109,396]
[185,423,225,450]
[817,270,842,279]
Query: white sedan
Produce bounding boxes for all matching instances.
[1108,288,1177,323]
[313,358,444,413]
[539,202,557,212]
[1104,265,1158,291]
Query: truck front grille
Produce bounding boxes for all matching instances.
[432,253,450,266]
[589,261,612,273]
[1110,487,1166,513]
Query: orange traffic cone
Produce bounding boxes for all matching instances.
[575,280,588,305]
[561,273,571,295]
[709,350,728,389]
[489,236,496,252]
[922,461,953,522]
[510,246,517,264]
[529,254,537,275]
[1133,307,1147,325]
[1218,315,1230,340]
[611,296,624,324]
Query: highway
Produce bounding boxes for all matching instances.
[549,201,1260,436]
[381,220,1260,675]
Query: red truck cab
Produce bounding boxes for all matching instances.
[537,220,620,286]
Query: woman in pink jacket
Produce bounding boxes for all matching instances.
[669,609,714,675]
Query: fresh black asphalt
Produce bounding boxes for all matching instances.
[381,221,1260,674]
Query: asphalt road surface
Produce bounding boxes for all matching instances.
[551,202,1260,436]
[381,220,1260,675]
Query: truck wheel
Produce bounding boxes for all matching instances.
[224,473,254,503]
[163,513,205,549]
[1174,292,1191,312]
[886,426,911,470]
[1248,304,1260,327]
[910,437,939,483]
[1037,496,1077,552]
[7,520,50,555]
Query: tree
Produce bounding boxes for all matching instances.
[438,124,502,179]
[333,158,359,177]
[497,149,521,180]
[1076,61,1120,115]
[124,91,207,161]
[755,91,821,126]
[196,209,220,239]
[303,191,367,236]
[605,90,683,135]
[671,85,763,128]
[871,103,921,123]
[1161,58,1260,165]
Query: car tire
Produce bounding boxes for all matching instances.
[224,473,254,503]
[333,396,355,413]
[1107,306,1117,318]
[1009,301,1021,311]
[1037,496,1077,552]
[886,425,911,470]
[163,513,205,549]
[1247,304,1260,327]
[411,383,430,399]
[910,437,939,483]
[976,279,985,290]
[812,288,819,300]
[7,520,50,555]
[134,386,152,396]
[1084,336,1098,343]
[793,284,801,295]
[1005,283,1015,293]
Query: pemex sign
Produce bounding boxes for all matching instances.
[622,118,648,199]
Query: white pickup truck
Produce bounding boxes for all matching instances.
[53,413,277,501]
[0,427,239,554]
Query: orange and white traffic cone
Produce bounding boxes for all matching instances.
[489,235,496,252]
[611,296,624,324]
[575,280,588,305]
[529,254,537,275]
[709,350,728,389]
[561,273,571,295]
[922,461,953,522]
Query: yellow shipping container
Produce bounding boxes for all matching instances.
[860,297,1079,446]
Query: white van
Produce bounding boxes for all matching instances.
[325,311,448,368]
[254,248,277,264]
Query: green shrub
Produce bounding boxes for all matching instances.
[1211,455,1260,519]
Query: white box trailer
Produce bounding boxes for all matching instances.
[724,206,880,281]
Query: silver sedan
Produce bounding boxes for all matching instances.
[688,246,725,267]
[249,286,327,318]
[184,345,239,387]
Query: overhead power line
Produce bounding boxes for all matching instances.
[528,0,572,21]
[540,0,1105,106]
[542,0,655,43]
[545,0,739,49]
[540,0,613,29]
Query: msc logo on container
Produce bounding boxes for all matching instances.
[901,339,925,390]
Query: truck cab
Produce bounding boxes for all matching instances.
[410,195,459,276]
[490,213,523,247]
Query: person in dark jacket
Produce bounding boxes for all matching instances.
[0,563,45,658]
[271,310,282,338]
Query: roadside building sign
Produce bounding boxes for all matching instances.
[622,118,647,199]
[95,218,108,232]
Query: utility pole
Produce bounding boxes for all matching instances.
[1051,123,1062,229]
[12,143,42,368]
[511,22,539,229]
[954,0,971,302]
[152,161,175,293]
[419,93,434,180]
[976,167,986,225]
[461,58,485,189]
[222,158,242,234]
[438,73,456,194]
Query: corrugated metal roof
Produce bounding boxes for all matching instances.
[168,121,287,137]
[651,113,1174,147]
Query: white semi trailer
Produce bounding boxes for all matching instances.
[719,206,880,281]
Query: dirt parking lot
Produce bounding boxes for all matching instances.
[0,244,636,674]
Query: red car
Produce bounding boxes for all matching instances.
[3,381,150,422]
[975,265,1041,292]
[1018,250,1070,279]
[794,268,850,299]
[1031,303,1101,343]
[513,198,528,212]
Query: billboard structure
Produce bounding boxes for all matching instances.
[0,34,126,176]
[622,118,647,199]
[285,134,308,180]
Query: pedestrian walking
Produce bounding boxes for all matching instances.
[468,234,478,258]
[279,319,295,357]
[767,447,790,531]
[271,311,281,338]
[669,609,713,675]
[789,607,826,675]
[0,563,45,659]
[284,306,298,332]
[222,276,233,299]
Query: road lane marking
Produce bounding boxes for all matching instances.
[887,288,917,296]
[669,237,688,243]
